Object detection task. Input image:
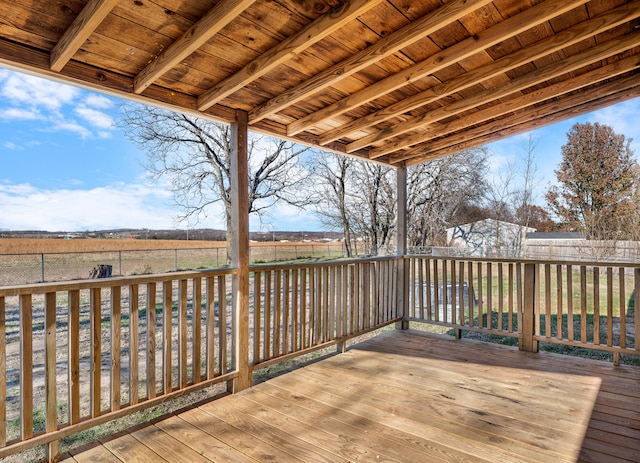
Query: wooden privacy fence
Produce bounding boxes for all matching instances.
[407,256,640,362]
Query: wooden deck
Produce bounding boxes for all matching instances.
[62,330,640,463]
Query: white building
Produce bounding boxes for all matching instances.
[447,219,536,258]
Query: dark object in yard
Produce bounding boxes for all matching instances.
[89,264,113,279]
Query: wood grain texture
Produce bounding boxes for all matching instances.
[63,330,640,463]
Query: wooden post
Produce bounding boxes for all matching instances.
[520,263,539,352]
[395,165,409,330]
[230,109,251,392]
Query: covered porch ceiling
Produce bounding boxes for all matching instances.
[0,0,639,167]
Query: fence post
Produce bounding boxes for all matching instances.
[119,251,123,276]
[41,253,45,283]
[520,263,539,352]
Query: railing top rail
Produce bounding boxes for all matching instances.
[249,255,400,272]
[405,254,640,268]
[0,267,237,296]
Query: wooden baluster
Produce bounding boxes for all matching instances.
[516,263,522,335]
[520,263,538,352]
[0,296,5,447]
[619,268,626,350]
[274,270,281,358]
[192,277,202,384]
[301,268,307,349]
[433,260,439,323]
[292,268,299,352]
[130,284,140,403]
[218,275,227,375]
[283,269,290,354]
[497,263,503,331]
[252,272,261,365]
[68,290,80,424]
[508,263,514,333]
[567,266,574,342]
[593,268,600,345]
[178,279,188,388]
[544,264,551,338]
[467,261,474,328]
[111,286,122,410]
[264,271,271,361]
[606,268,613,349]
[556,265,563,340]
[476,262,483,329]
[146,282,157,398]
[486,263,492,330]
[580,266,587,343]
[162,281,172,395]
[90,288,101,417]
[45,292,58,461]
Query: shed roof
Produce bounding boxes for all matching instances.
[0,0,638,166]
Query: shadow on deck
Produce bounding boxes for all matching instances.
[62,330,640,463]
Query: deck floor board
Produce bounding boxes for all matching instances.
[61,330,640,462]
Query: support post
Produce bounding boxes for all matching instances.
[230,110,251,392]
[520,263,539,352]
[396,166,409,330]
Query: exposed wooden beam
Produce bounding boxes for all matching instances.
[347,32,640,156]
[50,0,119,72]
[197,0,383,112]
[249,0,493,124]
[346,4,640,153]
[403,83,640,166]
[133,0,256,94]
[293,0,587,138]
[370,55,640,159]
[284,0,504,135]
[402,75,640,162]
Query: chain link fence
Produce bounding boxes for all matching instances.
[0,243,348,286]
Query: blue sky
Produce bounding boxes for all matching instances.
[1,67,639,232]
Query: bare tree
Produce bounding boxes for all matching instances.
[407,148,489,247]
[350,162,396,256]
[313,155,396,257]
[120,104,313,261]
[312,152,356,257]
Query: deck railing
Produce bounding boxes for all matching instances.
[407,256,639,362]
[1,255,638,460]
[0,269,237,460]
[250,257,402,368]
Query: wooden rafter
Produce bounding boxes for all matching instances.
[248,0,492,124]
[403,84,640,166]
[315,0,590,146]
[346,2,640,154]
[284,0,505,135]
[371,56,640,160]
[197,0,384,112]
[133,0,256,94]
[50,0,120,72]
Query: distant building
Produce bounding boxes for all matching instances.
[446,219,536,258]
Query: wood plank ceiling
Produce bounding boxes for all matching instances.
[0,0,639,167]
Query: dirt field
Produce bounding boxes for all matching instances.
[0,238,227,254]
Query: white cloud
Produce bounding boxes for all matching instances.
[0,69,117,139]
[84,94,114,109]
[49,120,91,139]
[0,182,179,231]
[3,141,18,150]
[75,106,115,129]
[1,72,79,110]
[0,107,41,120]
